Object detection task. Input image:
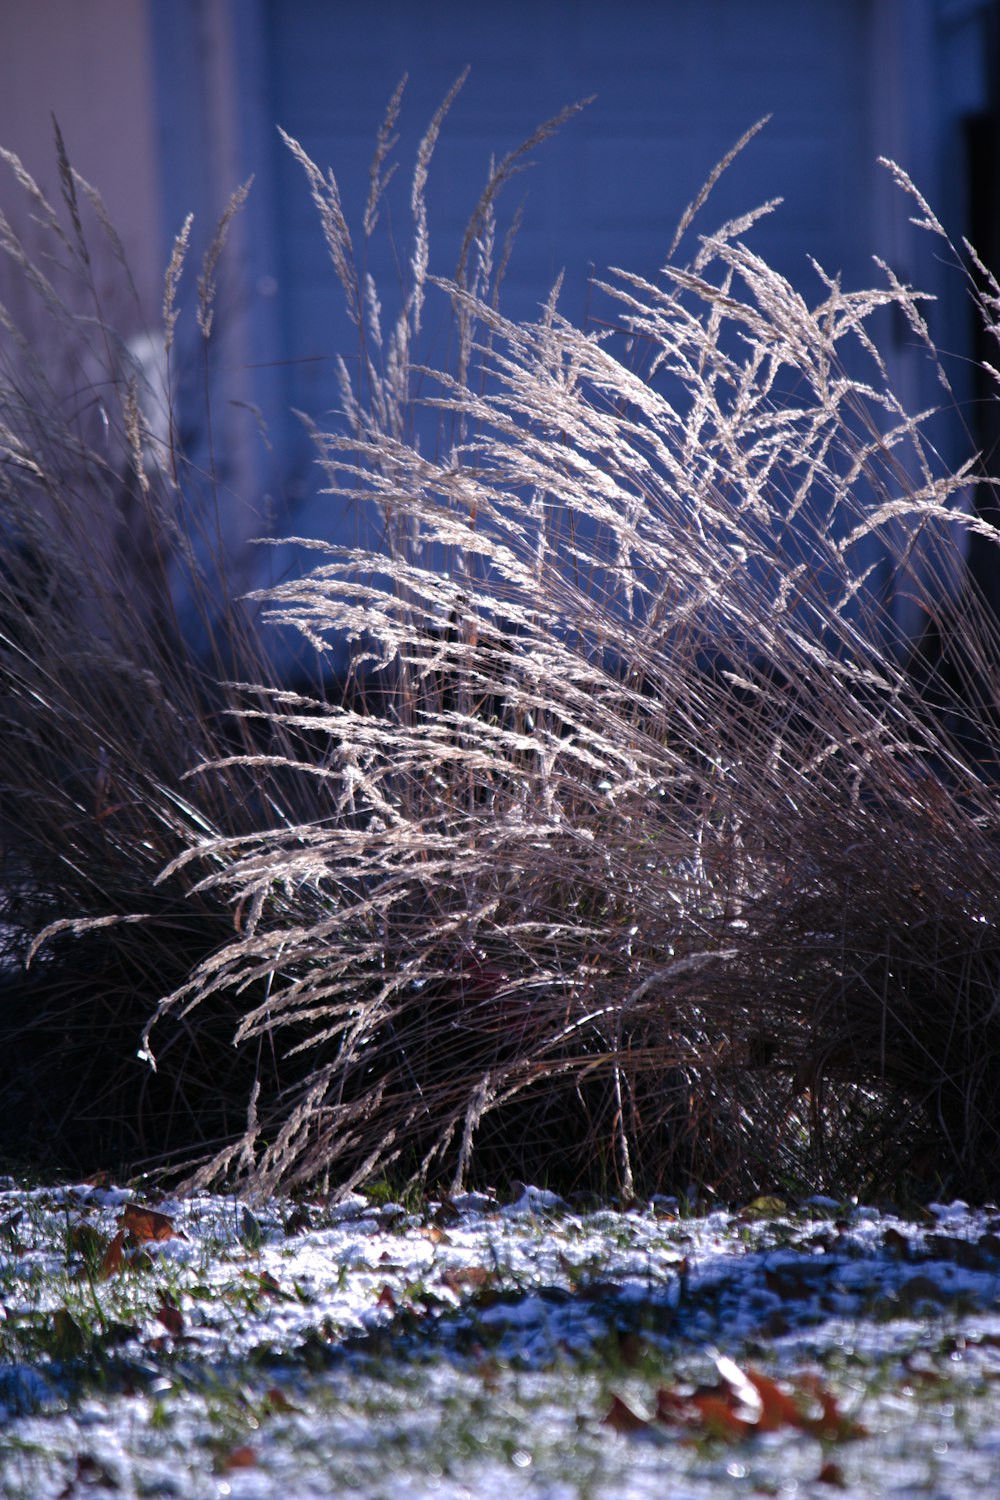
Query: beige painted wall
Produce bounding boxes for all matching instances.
[0,0,161,317]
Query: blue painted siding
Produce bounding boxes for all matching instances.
[259,0,874,522]
[146,0,1000,668]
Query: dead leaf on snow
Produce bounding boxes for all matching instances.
[156,1295,184,1337]
[119,1204,184,1243]
[602,1394,650,1433]
[632,1356,868,1446]
[221,1445,257,1471]
[99,1230,126,1279]
[441,1265,491,1295]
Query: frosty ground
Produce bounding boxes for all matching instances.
[1,1180,999,1498]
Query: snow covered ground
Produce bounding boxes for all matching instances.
[1,1180,999,1497]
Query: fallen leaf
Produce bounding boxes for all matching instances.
[746,1368,806,1432]
[222,1445,257,1471]
[650,1362,866,1446]
[99,1230,126,1279]
[817,1460,846,1486]
[602,1394,650,1432]
[799,1374,868,1440]
[714,1354,763,1423]
[654,1385,695,1425]
[690,1391,753,1440]
[264,1386,303,1414]
[375,1284,397,1310]
[119,1204,181,1243]
[442,1265,491,1295]
[156,1295,184,1336]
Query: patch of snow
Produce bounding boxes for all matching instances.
[2,1185,1000,1498]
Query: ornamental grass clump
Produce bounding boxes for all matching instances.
[141,99,1000,1202]
[4,89,1000,1201]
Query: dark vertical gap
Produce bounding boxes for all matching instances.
[963,5,1000,610]
[907,5,1000,771]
